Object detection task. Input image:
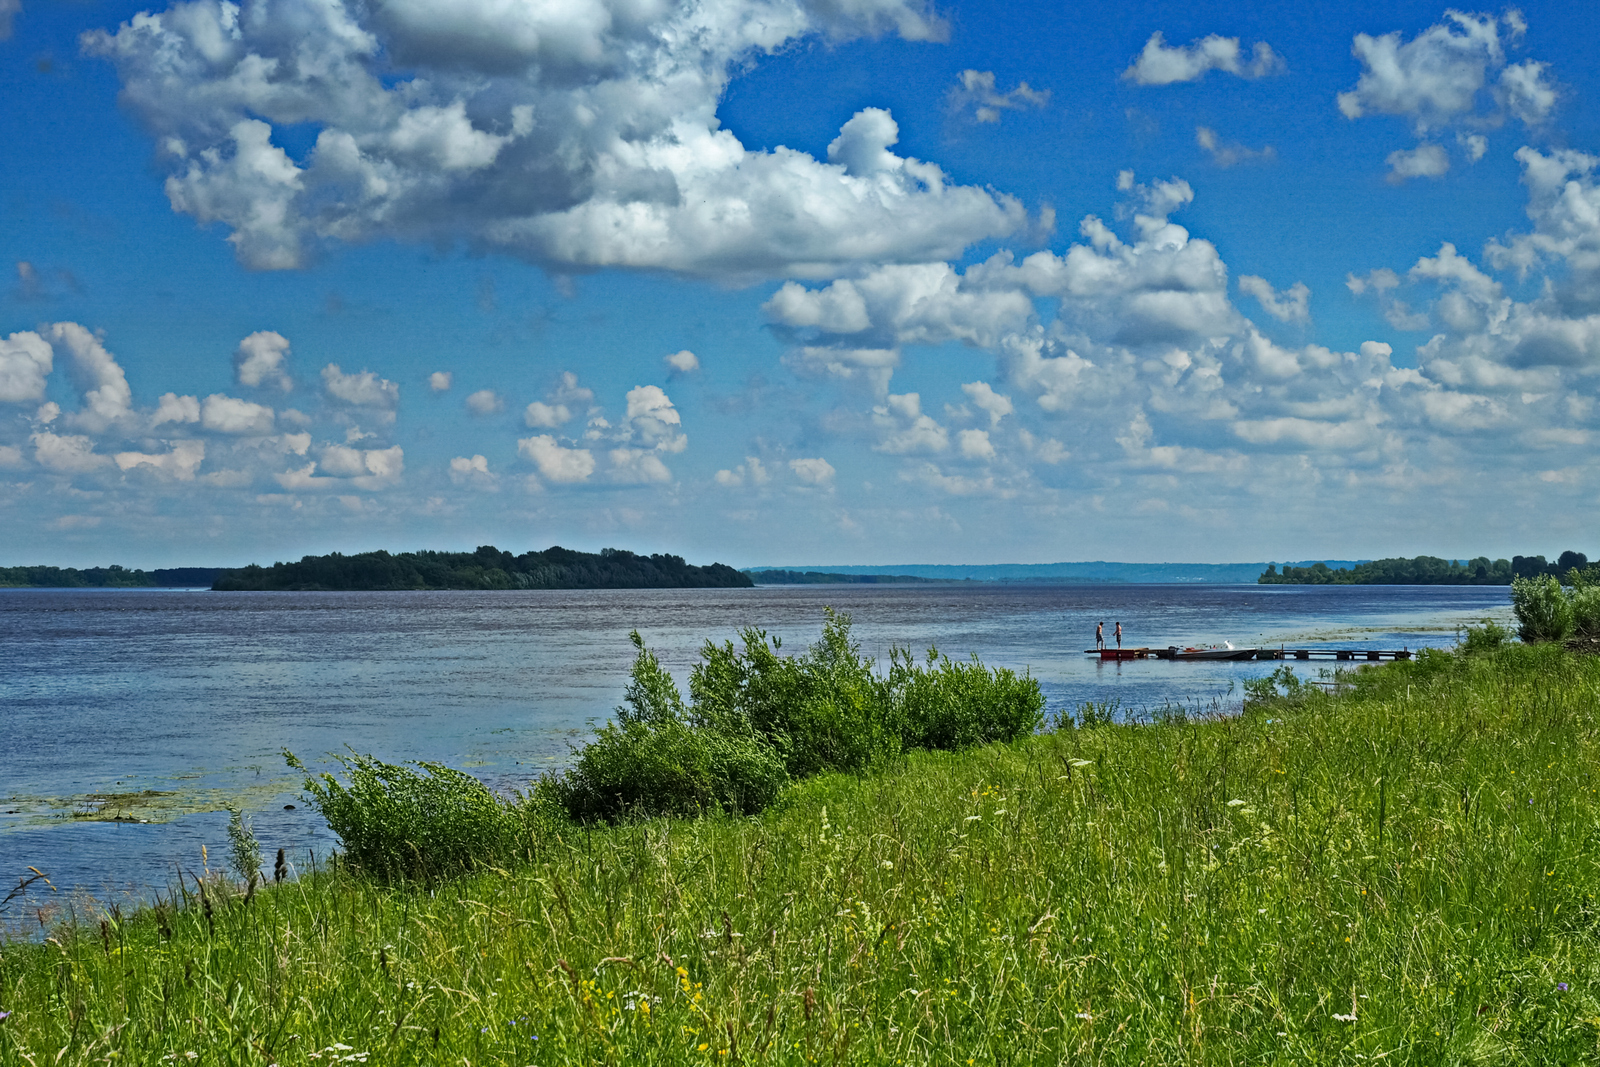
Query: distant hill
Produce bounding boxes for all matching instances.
[0,565,228,588]
[748,561,1369,584]
[744,569,949,585]
[213,545,752,591]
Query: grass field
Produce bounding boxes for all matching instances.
[4,643,1600,1064]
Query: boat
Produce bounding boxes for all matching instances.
[1170,645,1260,661]
[1083,647,1153,660]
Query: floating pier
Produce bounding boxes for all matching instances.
[1085,646,1413,662]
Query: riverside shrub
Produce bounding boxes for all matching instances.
[1511,575,1576,642]
[286,751,554,881]
[555,608,1043,822]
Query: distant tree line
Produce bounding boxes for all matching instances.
[213,545,753,591]
[745,570,939,585]
[0,565,224,588]
[1259,551,1593,586]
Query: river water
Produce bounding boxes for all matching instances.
[0,582,1510,915]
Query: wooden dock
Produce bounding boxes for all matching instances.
[1085,647,1413,662]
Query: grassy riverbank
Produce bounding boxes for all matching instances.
[5,644,1600,1063]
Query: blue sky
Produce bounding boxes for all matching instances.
[3,0,1600,567]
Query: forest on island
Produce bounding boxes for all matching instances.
[1259,552,1593,585]
[212,545,752,591]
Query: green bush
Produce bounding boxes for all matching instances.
[540,717,786,822]
[286,750,555,881]
[1459,617,1511,654]
[1570,585,1600,638]
[893,648,1044,749]
[1510,575,1575,643]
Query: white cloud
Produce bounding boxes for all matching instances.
[1339,12,1556,136]
[151,392,201,427]
[0,0,19,41]
[623,385,686,452]
[785,346,901,396]
[664,349,700,374]
[961,381,1013,426]
[789,456,836,487]
[524,401,572,429]
[1458,132,1488,162]
[429,371,452,391]
[609,447,673,483]
[465,389,503,415]
[715,456,770,487]
[874,392,948,454]
[1498,60,1556,125]
[280,444,405,490]
[551,371,593,405]
[1238,276,1310,323]
[85,0,1022,280]
[235,330,292,391]
[32,430,110,473]
[1123,32,1282,86]
[114,440,206,480]
[947,69,1048,124]
[1386,143,1450,183]
[517,434,595,483]
[449,453,496,488]
[0,331,52,403]
[49,322,133,430]
[322,364,399,409]
[1195,126,1276,167]
[0,444,23,469]
[956,428,995,460]
[201,394,276,435]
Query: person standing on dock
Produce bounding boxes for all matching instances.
[1114,621,1122,649]
[1095,621,1105,649]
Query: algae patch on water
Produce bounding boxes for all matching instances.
[10,778,304,826]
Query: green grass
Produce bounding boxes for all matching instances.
[6,644,1600,1064]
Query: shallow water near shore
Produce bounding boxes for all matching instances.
[0,582,1510,914]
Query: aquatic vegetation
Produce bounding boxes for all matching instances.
[4,642,1600,1062]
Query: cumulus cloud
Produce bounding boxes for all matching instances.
[150,392,200,428]
[201,394,276,435]
[1123,32,1282,86]
[449,453,495,488]
[873,392,948,454]
[49,322,133,430]
[278,444,404,490]
[322,364,399,409]
[1386,143,1450,183]
[947,69,1048,124]
[961,381,1012,426]
[789,456,836,487]
[465,389,503,415]
[32,430,110,473]
[0,331,52,403]
[524,401,572,428]
[114,440,206,480]
[1195,126,1276,167]
[84,0,1020,280]
[622,385,686,452]
[955,428,995,460]
[609,448,672,483]
[715,456,770,487]
[235,330,292,390]
[518,434,595,483]
[1238,276,1310,323]
[664,350,700,375]
[429,371,452,391]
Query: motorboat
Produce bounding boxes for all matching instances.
[1170,644,1260,661]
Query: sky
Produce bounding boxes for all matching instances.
[3,0,1600,568]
